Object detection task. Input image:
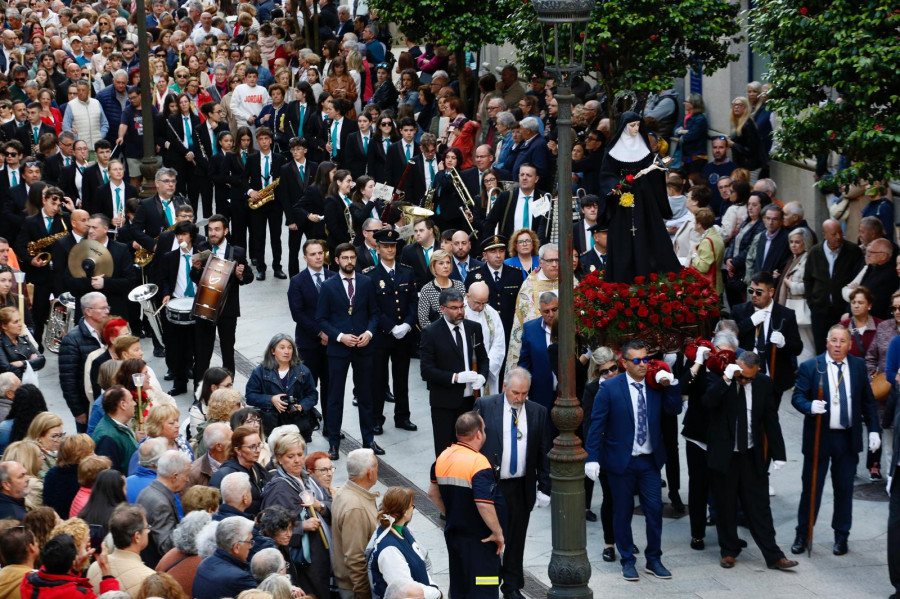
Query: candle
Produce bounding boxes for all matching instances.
[13,272,25,323]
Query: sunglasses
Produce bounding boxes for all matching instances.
[627,357,650,365]
[598,364,619,377]
[4,152,19,157]
[746,287,767,296]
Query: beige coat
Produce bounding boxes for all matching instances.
[332,480,379,598]
[88,548,155,597]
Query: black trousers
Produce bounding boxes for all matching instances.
[888,467,900,594]
[326,351,374,447]
[298,345,329,431]
[796,428,857,541]
[497,477,529,595]
[250,202,282,272]
[194,316,237,379]
[712,451,785,565]
[198,177,214,219]
[810,306,845,355]
[287,227,304,278]
[431,398,474,457]
[446,532,501,599]
[661,411,680,494]
[32,281,52,349]
[162,319,194,387]
[686,442,709,540]
[230,195,251,252]
[598,470,615,545]
[373,340,411,426]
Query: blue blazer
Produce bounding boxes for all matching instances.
[586,373,682,474]
[791,353,880,456]
[288,269,336,350]
[517,317,554,411]
[315,273,379,358]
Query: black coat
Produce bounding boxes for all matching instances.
[276,160,318,227]
[751,227,791,276]
[42,152,68,186]
[362,262,417,347]
[208,459,272,516]
[366,136,392,184]
[731,301,803,395]
[419,318,489,410]
[166,112,209,172]
[0,334,44,379]
[58,319,102,418]
[322,194,354,251]
[132,195,189,251]
[79,163,109,215]
[14,122,55,157]
[14,211,69,286]
[297,184,328,241]
[62,239,137,319]
[399,240,439,292]
[482,188,549,244]
[188,242,253,319]
[343,130,371,180]
[92,182,139,221]
[287,268,337,349]
[286,101,325,160]
[386,139,418,187]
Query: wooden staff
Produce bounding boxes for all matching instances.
[808,369,825,557]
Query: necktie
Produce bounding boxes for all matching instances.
[45,216,52,233]
[33,126,38,144]
[162,200,173,226]
[522,195,531,228]
[369,248,378,265]
[755,316,768,372]
[102,169,109,184]
[213,246,218,256]
[494,270,500,285]
[453,325,463,354]
[263,155,270,185]
[428,160,435,183]
[314,272,322,290]
[78,165,84,174]
[299,104,306,129]
[737,384,749,453]
[835,362,850,428]
[184,116,193,148]
[241,150,247,165]
[459,261,467,280]
[331,121,338,157]
[590,232,595,249]
[633,382,648,446]
[424,247,431,267]
[363,135,369,154]
[183,254,195,297]
[298,163,305,183]
[405,143,411,160]
[11,171,16,186]
[510,408,518,475]
[383,139,389,154]
[65,156,71,166]
[388,268,394,280]
[211,130,218,155]
[345,277,354,304]
[115,188,121,216]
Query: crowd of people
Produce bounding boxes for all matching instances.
[0,0,896,597]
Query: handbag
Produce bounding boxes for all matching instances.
[697,237,717,286]
[872,372,892,402]
[785,297,810,326]
[22,361,39,387]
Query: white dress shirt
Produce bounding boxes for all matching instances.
[174,249,193,298]
[445,317,472,396]
[512,190,535,231]
[464,302,505,395]
[734,381,754,451]
[258,151,274,185]
[625,373,653,456]
[500,396,527,479]
[828,359,853,430]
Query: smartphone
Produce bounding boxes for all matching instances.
[89,524,105,554]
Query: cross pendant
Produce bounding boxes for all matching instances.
[630,224,637,236]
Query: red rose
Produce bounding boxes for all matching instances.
[617,321,627,331]
[607,309,617,319]
[667,272,677,282]
[638,322,646,330]
[662,316,673,327]
[649,273,658,282]
[649,314,660,325]
[650,34,658,41]
[799,6,808,14]
[875,124,884,131]
[625,174,635,184]
[637,306,649,318]
[829,132,836,140]
[614,301,625,311]
[633,275,645,284]
[625,309,634,317]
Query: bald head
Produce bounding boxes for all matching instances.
[823,219,844,251]
[868,238,893,265]
[466,281,490,312]
[70,209,90,236]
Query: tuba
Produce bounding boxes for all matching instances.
[42,292,76,353]
[248,178,281,209]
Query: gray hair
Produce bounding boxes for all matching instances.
[505,367,532,388]
[346,448,376,480]
[172,510,211,555]
[257,573,293,598]
[860,215,885,235]
[438,288,464,307]
[215,516,255,553]
[157,449,191,477]
[214,62,229,74]
[756,178,777,195]
[538,243,559,259]
[250,548,285,582]
[196,520,219,558]
[788,227,815,254]
[539,291,558,306]
[431,70,449,82]
[496,111,516,129]
[202,422,231,451]
[712,331,739,351]
[714,319,739,335]
[584,100,601,111]
[519,116,540,133]
[385,581,423,599]
[782,201,804,218]
[362,217,381,231]
[0,373,20,398]
[220,471,251,505]
[112,69,128,81]
[80,291,106,311]
[24,81,40,91]
[137,437,168,468]
[261,333,300,370]
[59,131,77,143]
[762,203,783,217]
[488,98,507,110]
[737,350,760,368]
[155,167,177,182]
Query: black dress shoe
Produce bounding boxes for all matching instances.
[395,420,418,431]
[738,539,748,548]
[364,441,386,455]
[328,446,340,461]
[669,492,685,513]
[601,546,616,562]
[373,425,384,435]
[352,397,358,406]
[833,539,848,555]
[632,544,640,554]
[791,535,807,555]
[153,347,166,358]
[168,386,187,396]
[256,271,266,281]
[585,509,597,522]
[273,270,287,279]
[164,370,174,381]
[385,390,395,403]
[690,538,705,550]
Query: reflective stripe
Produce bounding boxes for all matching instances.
[475,577,500,585]
[435,475,472,489]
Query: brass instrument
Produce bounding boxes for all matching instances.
[248,177,281,209]
[135,223,177,268]
[398,205,434,243]
[448,167,478,238]
[422,184,436,212]
[127,284,164,347]
[27,218,69,265]
[42,292,75,353]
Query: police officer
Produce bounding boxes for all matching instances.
[579,217,608,277]
[464,235,522,345]
[363,229,418,434]
[428,411,505,598]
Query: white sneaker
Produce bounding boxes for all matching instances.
[769,484,776,497]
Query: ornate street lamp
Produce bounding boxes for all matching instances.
[531,0,595,597]
[133,0,160,196]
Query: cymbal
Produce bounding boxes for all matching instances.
[68,239,114,278]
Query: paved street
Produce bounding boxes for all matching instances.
[34,229,894,598]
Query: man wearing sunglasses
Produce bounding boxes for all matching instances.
[585,339,682,582]
[731,271,802,408]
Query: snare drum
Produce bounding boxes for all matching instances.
[165,297,196,325]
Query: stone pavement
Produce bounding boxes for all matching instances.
[33,229,894,598]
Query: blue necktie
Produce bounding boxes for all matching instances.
[33,126,38,144]
[115,188,121,216]
[102,169,109,184]
[459,261,467,280]
[633,382,648,446]
[510,408,518,475]
[383,139,389,154]
[183,254,195,297]
[405,143,411,160]
[835,362,850,428]
[184,116,193,148]
[45,216,52,233]
[299,104,306,129]
[64,156,71,166]
[241,150,247,165]
[264,155,270,185]
[211,130,218,155]
[298,163,305,183]
[424,247,431,267]
[11,171,16,186]
[370,248,377,265]
[162,200,173,226]
[314,272,322,291]
[522,195,531,228]
[363,135,369,155]
[331,121,338,157]
[389,268,394,280]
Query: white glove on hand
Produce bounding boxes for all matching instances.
[769,330,786,348]
[535,491,551,509]
[810,400,827,414]
[750,310,767,326]
[724,364,743,381]
[585,462,600,481]
[655,370,675,385]
[391,323,411,339]
[869,432,882,452]
[456,371,479,384]
[695,346,711,365]
[773,460,786,471]
[472,374,486,391]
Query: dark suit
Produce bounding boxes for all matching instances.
[460,166,511,201]
[386,139,418,187]
[166,112,209,210]
[474,393,551,596]
[731,301,802,400]
[463,263,521,345]
[63,239,137,321]
[419,318,489,456]
[792,354,880,543]
[286,101,325,162]
[399,240,440,291]
[573,219,592,256]
[343,130,370,180]
[42,152,70,186]
[854,260,900,320]
[517,317,554,411]
[579,248,606,278]
[245,152,285,273]
[133,195,189,252]
[51,232,84,296]
[327,117,358,169]
[402,155,438,210]
[366,136,391,183]
[322,194,354,258]
[196,122,226,217]
[449,257,484,283]
[223,153,252,250]
[363,262,417,426]
[15,122,55,157]
[58,162,88,206]
[159,247,200,387]
[884,386,900,593]
[277,159,319,277]
[704,374,788,565]
[3,184,29,237]
[511,135,550,183]
[93,182,139,222]
[315,272,379,448]
[803,241,863,353]
[288,267,336,432]
[481,188,549,243]
[586,373,682,567]
[0,121,25,146]
[355,243,378,272]
[750,227,791,277]
[80,163,110,216]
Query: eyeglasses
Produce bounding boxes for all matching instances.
[517,239,532,245]
[364,229,380,233]
[86,305,110,312]
[746,287,766,296]
[123,47,135,52]
[49,433,65,440]
[541,258,560,264]
[597,364,618,376]
[176,74,188,78]
[315,466,336,473]
[240,444,261,451]
[628,357,651,365]
[891,307,900,313]
[4,152,18,157]
[236,539,253,546]
[244,416,260,424]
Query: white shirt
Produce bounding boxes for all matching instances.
[109,182,125,217]
[6,167,18,187]
[625,373,653,456]
[828,359,852,430]
[423,157,437,189]
[174,249,193,298]
[256,151,273,186]
[824,243,841,276]
[513,190,535,230]
[500,395,527,479]
[211,239,228,258]
[445,317,472,396]
[541,320,558,390]
[583,222,594,252]
[85,321,103,346]
[331,118,344,150]
[734,381,754,451]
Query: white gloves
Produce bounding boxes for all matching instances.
[769,330,786,348]
[582,347,593,360]
[724,364,743,381]
[750,310,767,326]
[773,460,786,471]
[810,400,827,414]
[695,346,711,365]
[456,371,479,384]
[585,462,600,481]
[535,491,551,509]
[391,323,411,339]
[472,374,486,391]
[655,370,675,385]
[869,432,882,452]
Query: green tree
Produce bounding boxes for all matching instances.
[505,0,742,117]
[365,0,511,107]
[749,1,900,187]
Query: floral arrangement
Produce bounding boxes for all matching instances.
[574,267,721,345]
[617,174,635,207]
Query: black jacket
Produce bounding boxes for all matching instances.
[208,459,272,516]
[58,319,102,418]
[0,334,44,379]
[419,318,489,410]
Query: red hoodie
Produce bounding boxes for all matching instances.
[20,567,120,599]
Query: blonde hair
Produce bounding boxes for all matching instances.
[428,249,452,276]
[145,404,181,438]
[182,485,220,514]
[50,517,89,548]
[207,388,243,422]
[26,412,63,443]
[77,454,111,487]
[3,441,43,477]
[273,432,305,458]
[730,96,752,137]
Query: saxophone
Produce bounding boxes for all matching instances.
[248,177,281,209]
[134,223,177,268]
[28,218,69,265]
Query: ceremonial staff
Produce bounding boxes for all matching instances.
[808,366,826,557]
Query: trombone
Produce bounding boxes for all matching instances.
[448,167,478,239]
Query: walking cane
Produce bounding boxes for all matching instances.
[807,370,825,557]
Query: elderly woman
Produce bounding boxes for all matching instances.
[245,334,319,442]
[777,227,816,363]
[840,287,881,359]
[691,207,725,296]
[304,451,335,539]
[417,249,466,331]
[3,440,44,509]
[0,307,44,379]
[504,229,540,278]
[156,510,212,597]
[25,412,63,477]
[43,434,95,518]
[367,486,440,599]
[208,426,272,516]
[864,290,900,483]
[192,516,258,599]
[194,387,244,457]
[255,510,300,584]
[494,111,516,171]
[128,404,194,476]
[260,432,329,599]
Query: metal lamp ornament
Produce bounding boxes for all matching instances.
[132,372,146,430]
[13,271,25,323]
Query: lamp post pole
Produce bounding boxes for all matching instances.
[134,0,159,196]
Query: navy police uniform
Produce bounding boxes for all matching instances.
[464,235,521,345]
